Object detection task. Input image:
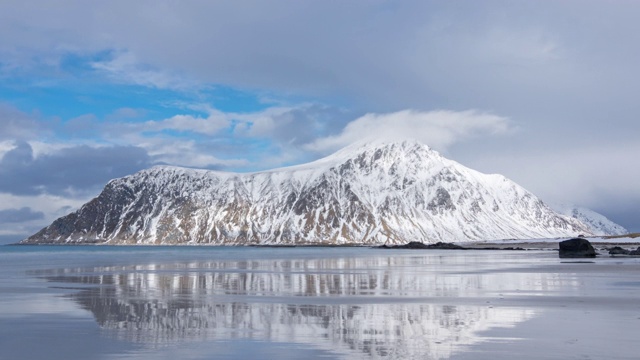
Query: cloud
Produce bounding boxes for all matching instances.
[0,103,47,140]
[91,50,200,90]
[102,107,230,140]
[148,112,230,136]
[2,1,638,145]
[95,103,355,170]
[0,192,87,223]
[0,140,15,159]
[0,192,89,242]
[0,0,638,232]
[459,141,640,232]
[0,102,347,173]
[0,235,23,245]
[63,114,100,138]
[105,107,145,121]
[143,138,249,170]
[234,104,353,145]
[305,110,511,153]
[0,207,44,224]
[0,141,152,197]
[1,1,639,114]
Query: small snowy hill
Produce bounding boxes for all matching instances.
[23,140,595,245]
[550,203,627,236]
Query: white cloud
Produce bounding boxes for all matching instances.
[305,109,511,153]
[142,138,249,169]
[152,112,230,135]
[28,141,78,158]
[105,110,231,140]
[91,50,200,90]
[0,140,15,159]
[233,106,297,137]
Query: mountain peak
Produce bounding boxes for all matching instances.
[270,139,437,174]
[323,139,440,167]
[331,138,433,158]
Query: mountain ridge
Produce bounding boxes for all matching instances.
[22,140,603,245]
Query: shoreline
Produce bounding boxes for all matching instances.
[8,236,640,251]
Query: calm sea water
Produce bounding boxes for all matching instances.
[1,246,638,360]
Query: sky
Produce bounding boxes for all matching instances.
[1,1,639,243]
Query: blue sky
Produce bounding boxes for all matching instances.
[1,1,639,243]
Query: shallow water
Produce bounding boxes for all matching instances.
[1,246,638,359]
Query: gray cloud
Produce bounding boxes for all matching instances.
[62,114,101,138]
[2,1,638,143]
[451,140,640,233]
[0,207,44,224]
[0,235,23,245]
[0,1,638,230]
[0,103,47,141]
[592,203,639,234]
[236,104,354,146]
[0,141,152,197]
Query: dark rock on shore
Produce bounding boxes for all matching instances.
[426,242,467,249]
[608,246,630,255]
[559,238,596,258]
[473,246,526,251]
[378,241,466,250]
[378,241,425,249]
[377,241,528,250]
[609,246,640,256]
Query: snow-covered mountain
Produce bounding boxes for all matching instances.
[22,140,597,245]
[550,203,627,236]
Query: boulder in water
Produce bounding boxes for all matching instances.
[629,247,640,256]
[608,246,630,256]
[559,238,596,258]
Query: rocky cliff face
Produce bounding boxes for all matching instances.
[22,140,594,245]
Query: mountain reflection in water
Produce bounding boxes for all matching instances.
[32,251,571,359]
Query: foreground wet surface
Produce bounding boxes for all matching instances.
[1,246,639,359]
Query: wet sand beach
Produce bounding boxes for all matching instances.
[1,245,638,359]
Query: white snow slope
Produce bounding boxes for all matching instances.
[24,140,603,245]
[550,203,627,236]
